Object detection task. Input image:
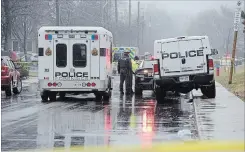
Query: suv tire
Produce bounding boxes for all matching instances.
[201,81,216,98]
[154,82,166,102]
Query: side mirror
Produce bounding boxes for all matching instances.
[211,49,218,55]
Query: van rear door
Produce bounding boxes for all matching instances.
[70,39,90,80]
[53,39,90,81]
[161,41,181,76]
[54,39,70,80]
[178,39,206,75]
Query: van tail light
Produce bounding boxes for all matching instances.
[208,59,214,70]
[1,66,9,76]
[153,64,159,74]
[92,82,96,87]
[53,83,57,87]
[48,82,52,87]
[87,82,91,87]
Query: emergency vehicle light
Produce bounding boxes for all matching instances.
[45,34,52,40]
[91,34,99,40]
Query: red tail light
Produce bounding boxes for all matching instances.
[53,83,57,87]
[153,64,159,74]
[92,82,96,87]
[208,59,214,69]
[87,82,91,87]
[48,82,52,87]
[1,66,9,76]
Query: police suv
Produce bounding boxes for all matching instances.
[153,36,217,102]
[38,26,113,102]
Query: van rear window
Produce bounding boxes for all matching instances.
[73,44,86,67]
[56,44,67,67]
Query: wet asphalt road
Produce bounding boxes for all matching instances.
[2,76,200,151]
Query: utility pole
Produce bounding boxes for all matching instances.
[228,1,242,84]
[137,1,140,49]
[115,0,118,46]
[141,14,144,48]
[129,0,131,46]
[102,0,108,28]
[56,0,60,26]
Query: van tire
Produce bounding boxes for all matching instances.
[41,91,49,102]
[201,81,216,98]
[95,93,102,101]
[48,92,57,101]
[59,92,66,100]
[103,91,111,101]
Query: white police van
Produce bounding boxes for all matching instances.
[153,36,217,102]
[38,26,113,102]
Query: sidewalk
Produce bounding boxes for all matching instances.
[193,82,244,140]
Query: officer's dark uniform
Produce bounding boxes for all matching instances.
[118,53,132,94]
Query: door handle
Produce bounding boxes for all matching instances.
[182,58,186,64]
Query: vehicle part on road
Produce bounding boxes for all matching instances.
[187,91,194,103]
[201,81,216,98]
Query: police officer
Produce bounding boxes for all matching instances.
[118,50,133,95]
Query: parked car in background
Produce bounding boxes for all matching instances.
[134,59,155,95]
[1,56,22,96]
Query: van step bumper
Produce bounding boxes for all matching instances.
[155,74,214,89]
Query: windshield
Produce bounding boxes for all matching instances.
[113,52,123,62]
[142,60,154,68]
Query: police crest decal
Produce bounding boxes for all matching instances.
[91,48,98,56]
[45,47,52,56]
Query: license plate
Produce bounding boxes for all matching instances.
[140,78,144,81]
[179,76,189,82]
[148,73,152,77]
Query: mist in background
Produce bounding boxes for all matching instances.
[1,0,244,58]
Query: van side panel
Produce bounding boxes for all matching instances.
[38,32,54,81]
[90,39,100,78]
[99,34,107,81]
